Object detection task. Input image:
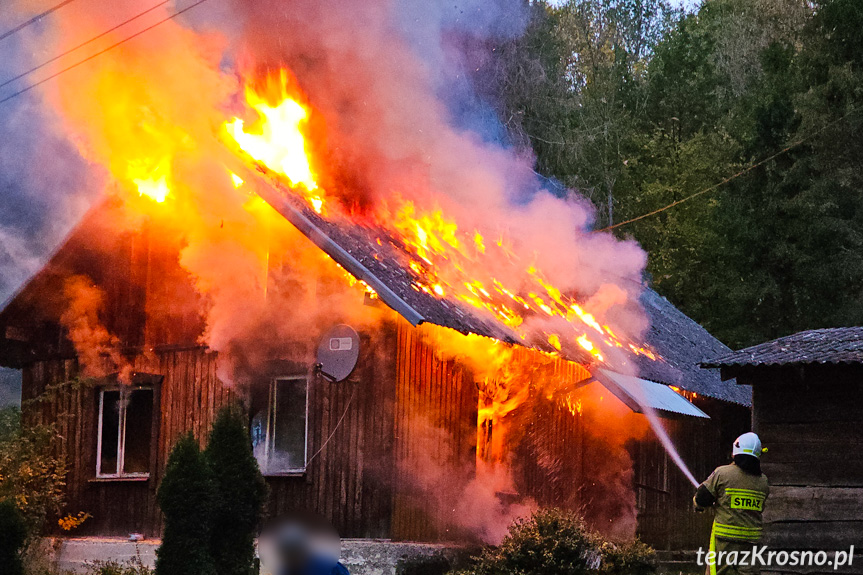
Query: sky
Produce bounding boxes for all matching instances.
[0,367,21,407]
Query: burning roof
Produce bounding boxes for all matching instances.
[0,186,746,408]
[232,161,521,344]
[229,159,748,406]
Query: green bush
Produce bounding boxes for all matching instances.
[0,406,68,539]
[155,433,216,575]
[0,498,28,575]
[597,539,656,575]
[459,509,656,575]
[204,405,268,575]
[467,509,601,575]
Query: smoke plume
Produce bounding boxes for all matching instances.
[0,0,656,542]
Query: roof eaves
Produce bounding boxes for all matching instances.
[236,163,427,328]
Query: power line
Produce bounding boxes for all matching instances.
[0,0,209,106]
[0,0,80,43]
[595,107,860,233]
[0,0,172,91]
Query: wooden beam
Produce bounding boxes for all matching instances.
[764,521,863,549]
[765,487,863,522]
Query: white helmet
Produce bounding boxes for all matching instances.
[733,432,763,459]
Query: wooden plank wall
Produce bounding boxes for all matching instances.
[634,397,749,550]
[22,330,399,539]
[264,328,397,539]
[499,357,749,550]
[391,321,478,541]
[21,347,237,537]
[752,370,863,573]
[511,395,584,509]
[507,352,590,511]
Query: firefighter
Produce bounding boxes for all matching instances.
[694,432,769,575]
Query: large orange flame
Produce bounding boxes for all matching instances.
[224,69,659,369]
[225,71,325,214]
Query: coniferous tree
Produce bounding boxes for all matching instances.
[204,405,269,575]
[0,499,27,575]
[156,433,216,575]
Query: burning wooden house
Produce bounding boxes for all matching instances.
[704,328,863,566]
[0,177,748,548]
[0,9,748,546]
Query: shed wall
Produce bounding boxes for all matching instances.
[749,368,863,574]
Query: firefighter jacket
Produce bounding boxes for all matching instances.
[697,463,769,542]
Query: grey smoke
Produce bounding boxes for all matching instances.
[0,12,103,304]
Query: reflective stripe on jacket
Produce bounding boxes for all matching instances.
[699,463,769,542]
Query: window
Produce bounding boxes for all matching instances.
[251,376,309,474]
[97,386,154,478]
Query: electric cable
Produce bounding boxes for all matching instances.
[0,0,209,106]
[0,0,172,91]
[305,384,357,466]
[595,107,860,233]
[0,0,80,43]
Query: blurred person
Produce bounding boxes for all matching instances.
[259,513,349,575]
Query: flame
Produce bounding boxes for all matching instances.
[127,154,173,203]
[577,334,604,362]
[222,69,660,370]
[225,71,323,212]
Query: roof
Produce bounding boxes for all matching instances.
[704,327,863,368]
[636,288,751,405]
[239,163,747,404]
[594,369,709,418]
[240,162,521,345]
[0,161,748,407]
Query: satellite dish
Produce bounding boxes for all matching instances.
[316,324,360,382]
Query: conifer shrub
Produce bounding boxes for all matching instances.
[204,405,269,575]
[467,508,600,575]
[0,498,28,575]
[155,433,216,575]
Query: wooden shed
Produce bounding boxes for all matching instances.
[0,197,749,548]
[704,328,863,573]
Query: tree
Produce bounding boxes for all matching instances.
[491,0,863,347]
[204,406,268,575]
[489,0,676,225]
[0,499,27,575]
[156,433,216,575]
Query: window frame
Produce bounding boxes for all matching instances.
[95,385,154,480]
[259,375,310,476]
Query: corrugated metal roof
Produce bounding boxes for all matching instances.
[594,368,709,419]
[703,327,863,368]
